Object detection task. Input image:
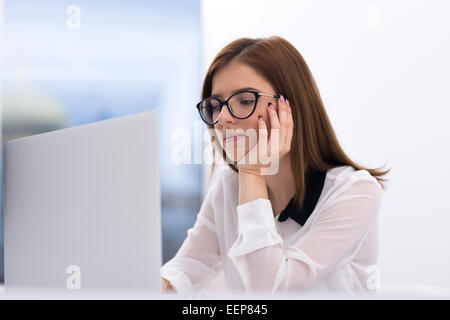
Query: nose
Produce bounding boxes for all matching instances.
[216,104,236,126]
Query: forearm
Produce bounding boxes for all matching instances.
[238,170,268,205]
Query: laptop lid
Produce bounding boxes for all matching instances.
[4,111,161,294]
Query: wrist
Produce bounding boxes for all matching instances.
[238,169,268,205]
[238,167,266,179]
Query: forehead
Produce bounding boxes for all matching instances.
[211,61,273,98]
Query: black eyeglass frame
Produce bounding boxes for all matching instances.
[196,90,281,125]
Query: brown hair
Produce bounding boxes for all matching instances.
[200,35,390,210]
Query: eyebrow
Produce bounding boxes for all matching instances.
[210,87,259,99]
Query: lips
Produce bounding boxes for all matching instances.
[224,134,246,143]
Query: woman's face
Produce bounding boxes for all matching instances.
[211,61,279,163]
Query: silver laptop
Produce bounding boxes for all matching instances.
[3,111,161,294]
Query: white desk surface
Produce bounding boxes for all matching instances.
[0,283,450,300]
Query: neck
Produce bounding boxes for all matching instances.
[265,155,296,216]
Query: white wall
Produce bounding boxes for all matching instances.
[201,0,450,288]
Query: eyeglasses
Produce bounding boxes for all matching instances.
[196,90,281,125]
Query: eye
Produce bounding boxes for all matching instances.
[240,99,255,106]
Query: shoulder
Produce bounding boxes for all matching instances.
[327,165,381,188]
[312,166,384,226]
[324,165,383,203]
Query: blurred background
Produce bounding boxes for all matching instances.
[0,0,203,283]
[1,0,450,292]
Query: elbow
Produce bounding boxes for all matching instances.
[271,258,318,293]
[244,258,317,294]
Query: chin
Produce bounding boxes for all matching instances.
[224,147,248,164]
[220,136,252,164]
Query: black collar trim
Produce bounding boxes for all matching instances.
[277,168,327,226]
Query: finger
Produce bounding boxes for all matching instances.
[284,99,294,150]
[258,115,268,145]
[273,96,288,149]
[286,100,294,144]
[266,103,282,156]
[267,102,280,130]
[278,95,288,126]
[286,98,294,127]
[258,115,270,165]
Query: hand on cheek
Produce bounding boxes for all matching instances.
[237,94,293,175]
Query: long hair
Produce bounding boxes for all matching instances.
[200,35,390,210]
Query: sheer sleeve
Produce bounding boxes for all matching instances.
[160,174,222,294]
[227,178,383,293]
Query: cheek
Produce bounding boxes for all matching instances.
[213,128,224,150]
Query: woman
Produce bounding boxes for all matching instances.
[160,35,390,295]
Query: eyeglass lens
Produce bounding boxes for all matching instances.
[200,91,256,124]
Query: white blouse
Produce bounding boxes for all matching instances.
[160,164,383,297]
